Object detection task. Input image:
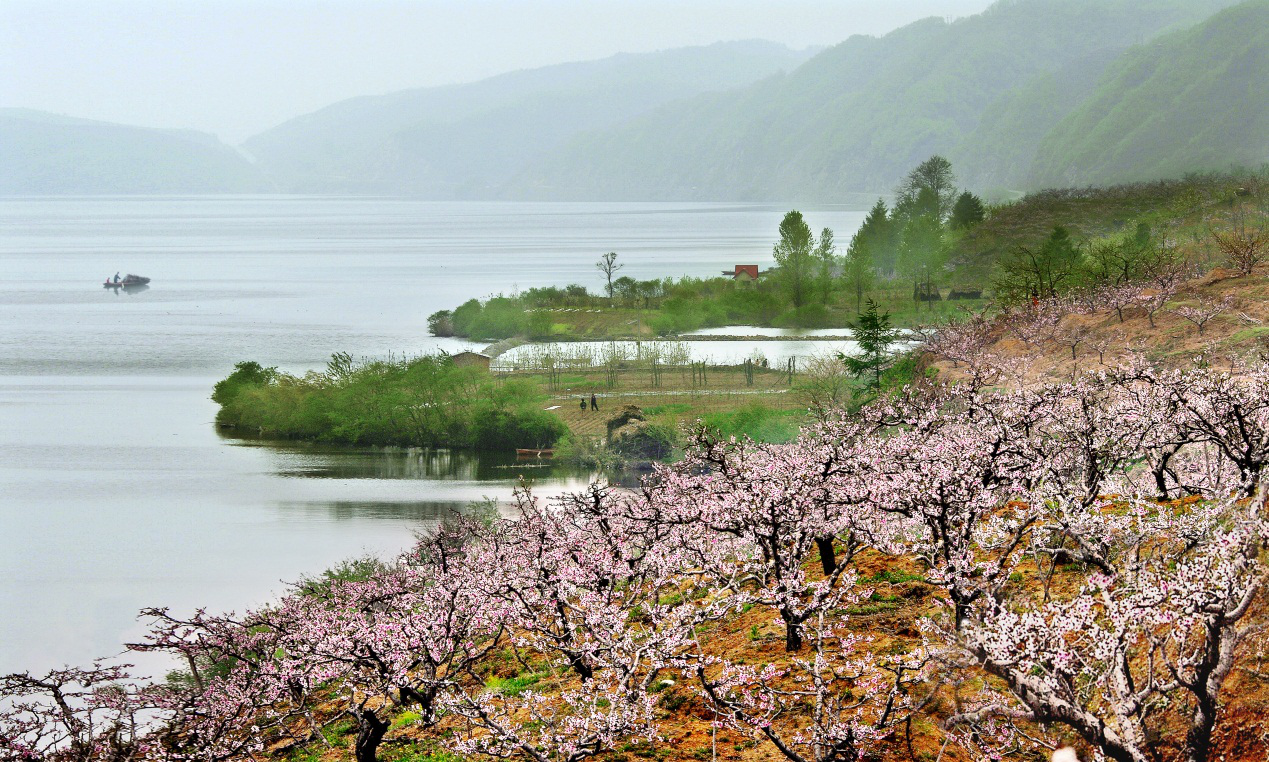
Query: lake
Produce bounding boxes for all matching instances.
[0,197,864,674]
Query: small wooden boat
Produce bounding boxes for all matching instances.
[515,448,555,459]
[103,274,151,288]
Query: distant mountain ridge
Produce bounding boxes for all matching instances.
[242,40,816,196]
[5,0,1264,198]
[510,0,1250,201]
[0,109,268,194]
[1026,0,1269,188]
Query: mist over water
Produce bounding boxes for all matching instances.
[0,196,864,673]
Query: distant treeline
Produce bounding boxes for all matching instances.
[428,281,805,341]
[427,155,993,341]
[212,353,566,450]
[428,165,1267,345]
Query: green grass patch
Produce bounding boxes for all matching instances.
[382,744,462,762]
[701,401,805,443]
[642,402,693,416]
[485,670,549,697]
[391,710,423,729]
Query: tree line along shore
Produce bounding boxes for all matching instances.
[211,165,1267,462]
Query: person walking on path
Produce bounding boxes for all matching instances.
[590,393,599,411]
[579,398,587,412]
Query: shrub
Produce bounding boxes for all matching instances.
[470,407,568,451]
[610,421,678,461]
[701,402,803,443]
[426,310,454,337]
[773,303,830,328]
[212,352,564,450]
[211,360,276,406]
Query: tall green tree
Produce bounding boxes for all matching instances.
[895,155,957,222]
[813,227,837,304]
[843,226,877,312]
[855,199,897,276]
[772,211,817,309]
[841,299,902,390]
[896,214,947,311]
[949,191,986,229]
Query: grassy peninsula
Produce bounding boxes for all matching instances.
[212,353,566,451]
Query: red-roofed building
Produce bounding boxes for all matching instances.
[722,264,762,286]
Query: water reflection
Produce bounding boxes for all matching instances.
[277,499,474,522]
[102,283,150,296]
[222,435,589,483]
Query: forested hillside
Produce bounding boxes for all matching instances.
[0,109,269,194]
[1028,0,1269,188]
[8,0,1262,199]
[242,41,813,196]
[511,0,1240,201]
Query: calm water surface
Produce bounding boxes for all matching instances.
[0,197,864,673]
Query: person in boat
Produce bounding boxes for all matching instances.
[113,272,120,283]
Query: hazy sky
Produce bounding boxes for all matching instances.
[3,0,995,143]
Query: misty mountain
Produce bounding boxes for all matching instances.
[1027,0,1269,189]
[0,109,269,194]
[510,0,1244,200]
[242,40,815,196]
[950,47,1124,193]
[9,0,1261,200]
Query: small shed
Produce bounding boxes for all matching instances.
[722,264,761,287]
[451,351,492,371]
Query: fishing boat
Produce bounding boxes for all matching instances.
[103,274,151,288]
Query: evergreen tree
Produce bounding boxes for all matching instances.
[855,198,897,276]
[841,299,902,389]
[949,191,986,229]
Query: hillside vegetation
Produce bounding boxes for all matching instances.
[242,41,813,196]
[1029,0,1269,188]
[512,0,1245,200]
[951,172,1262,278]
[8,1,1262,198]
[0,109,270,194]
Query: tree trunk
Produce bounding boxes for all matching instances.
[1186,697,1216,762]
[567,650,594,681]
[815,536,837,577]
[353,709,389,762]
[1185,619,1224,762]
[782,609,803,652]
